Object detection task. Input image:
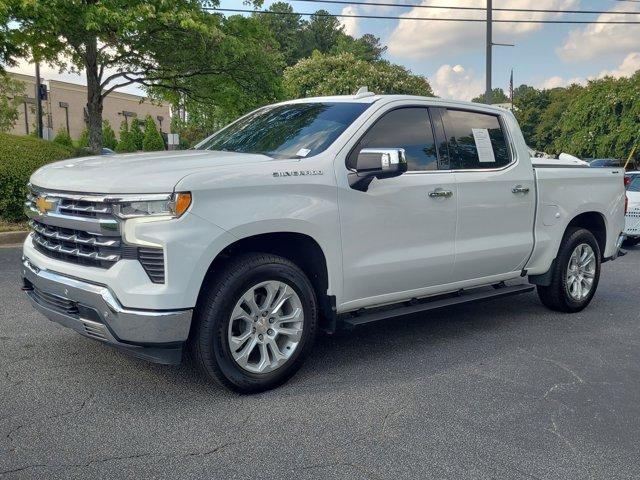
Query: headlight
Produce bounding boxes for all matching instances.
[114,192,192,219]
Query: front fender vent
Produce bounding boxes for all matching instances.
[138,247,165,284]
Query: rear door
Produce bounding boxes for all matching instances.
[441,108,536,282]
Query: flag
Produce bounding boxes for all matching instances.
[509,69,514,109]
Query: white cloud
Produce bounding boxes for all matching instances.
[340,6,359,37]
[558,4,640,61]
[597,52,640,78]
[388,0,580,59]
[431,64,484,100]
[538,75,585,89]
[537,52,640,89]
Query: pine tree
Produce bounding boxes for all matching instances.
[115,120,136,153]
[142,115,165,151]
[102,120,118,150]
[130,118,144,151]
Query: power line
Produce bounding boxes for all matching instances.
[208,7,640,24]
[291,0,640,16]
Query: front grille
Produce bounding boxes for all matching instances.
[31,220,125,268]
[30,283,79,316]
[26,187,166,282]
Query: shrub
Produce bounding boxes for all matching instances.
[53,129,74,149]
[77,127,89,148]
[142,115,165,151]
[102,120,118,150]
[115,120,136,153]
[130,118,144,151]
[0,133,72,222]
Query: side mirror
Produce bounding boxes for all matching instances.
[349,148,407,191]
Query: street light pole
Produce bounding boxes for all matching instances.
[35,60,43,139]
[485,0,492,105]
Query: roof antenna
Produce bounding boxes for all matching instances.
[354,86,375,99]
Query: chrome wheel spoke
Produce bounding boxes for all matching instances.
[229,329,252,351]
[271,285,293,316]
[233,337,259,368]
[274,307,302,325]
[276,326,303,342]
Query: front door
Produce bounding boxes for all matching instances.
[337,105,458,310]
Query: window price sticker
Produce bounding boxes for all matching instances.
[472,128,496,163]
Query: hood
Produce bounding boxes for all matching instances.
[30,150,273,193]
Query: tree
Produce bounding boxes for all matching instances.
[0,73,24,132]
[301,11,343,56]
[472,88,509,104]
[152,14,285,143]
[129,118,144,151]
[102,120,117,150]
[142,116,165,151]
[254,2,306,67]
[115,120,136,153]
[284,51,433,98]
[0,0,23,70]
[332,33,386,62]
[553,74,640,160]
[11,0,261,153]
[53,129,73,149]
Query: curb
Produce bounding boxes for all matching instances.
[0,231,28,246]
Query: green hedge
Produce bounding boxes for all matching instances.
[0,133,73,222]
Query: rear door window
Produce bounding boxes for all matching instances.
[442,109,511,170]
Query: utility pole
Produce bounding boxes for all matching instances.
[35,61,44,139]
[485,0,492,105]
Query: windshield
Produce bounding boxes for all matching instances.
[194,102,370,158]
[627,175,640,192]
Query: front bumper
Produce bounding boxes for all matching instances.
[21,257,192,364]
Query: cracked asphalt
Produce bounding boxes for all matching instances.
[1,244,640,479]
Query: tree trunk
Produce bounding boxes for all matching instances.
[85,36,103,154]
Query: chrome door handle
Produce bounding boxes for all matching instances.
[428,189,453,198]
[512,185,530,194]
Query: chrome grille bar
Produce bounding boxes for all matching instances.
[32,234,121,262]
[29,221,120,247]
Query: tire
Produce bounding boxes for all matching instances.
[536,227,601,313]
[189,253,317,393]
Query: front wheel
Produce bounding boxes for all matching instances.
[536,227,601,313]
[189,253,317,393]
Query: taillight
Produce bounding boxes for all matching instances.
[625,195,628,214]
[624,176,631,188]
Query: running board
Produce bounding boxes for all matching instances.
[340,284,535,328]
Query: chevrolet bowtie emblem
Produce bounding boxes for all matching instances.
[35,196,55,214]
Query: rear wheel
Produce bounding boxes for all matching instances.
[189,253,317,393]
[537,228,601,313]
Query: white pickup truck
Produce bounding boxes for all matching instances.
[22,94,626,392]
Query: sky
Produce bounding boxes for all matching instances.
[10,0,640,101]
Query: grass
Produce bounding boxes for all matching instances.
[0,220,28,233]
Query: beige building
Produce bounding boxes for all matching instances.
[7,72,171,141]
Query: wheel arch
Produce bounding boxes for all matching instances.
[529,210,606,286]
[196,231,337,334]
[566,211,607,258]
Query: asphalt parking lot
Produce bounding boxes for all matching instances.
[1,245,640,480]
